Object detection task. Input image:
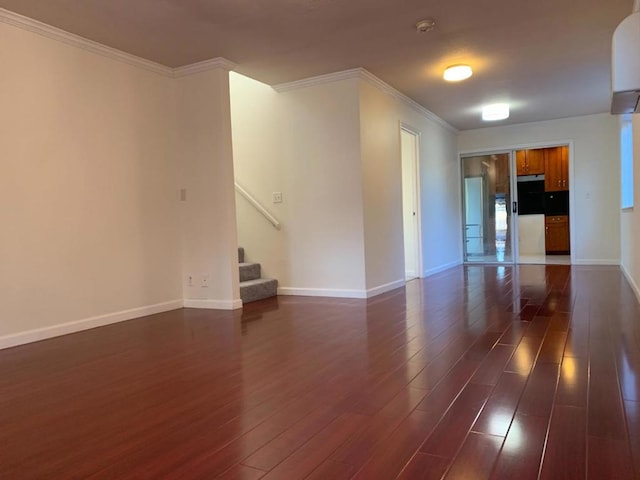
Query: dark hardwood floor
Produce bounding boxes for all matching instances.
[1,264,639,479]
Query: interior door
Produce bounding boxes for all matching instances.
[401,128,421,279]
[462,153,514,263]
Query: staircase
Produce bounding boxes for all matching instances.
[238,247,278,304]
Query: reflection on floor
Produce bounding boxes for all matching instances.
[519,255,571,265]
[466,254,513,263]
[467,255,571,265]
[1,265,639,478]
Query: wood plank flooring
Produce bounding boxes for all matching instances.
[1,264,639,479]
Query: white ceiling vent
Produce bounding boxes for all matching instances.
[611,11,640,114]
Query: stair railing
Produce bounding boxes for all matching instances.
[234,181,281,230]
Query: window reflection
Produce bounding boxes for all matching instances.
[502,417,524,454]
[487,412,513,436]
[497,266,506,279]
[619,347,638,398]
[513,347,533,375]
[561,357,577,386]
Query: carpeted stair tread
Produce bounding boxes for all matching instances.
[237,247,277,304]
[239,262,261,282]
[240,278,278,304]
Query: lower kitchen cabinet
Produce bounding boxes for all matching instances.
[545,215,570,254]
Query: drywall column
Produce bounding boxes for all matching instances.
[621,115,640,301]
[618,0,639,301]
[358,80,407,293]
[176,66,241,309]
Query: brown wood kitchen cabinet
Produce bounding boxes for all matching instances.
[545,146,569,191]
[545,215,570,254]
[516,148,545,175]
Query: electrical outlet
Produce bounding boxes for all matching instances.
[202,274,210,288]
[272,192,283,203]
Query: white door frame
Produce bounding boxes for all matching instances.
[400,124,423,278]
[460,140,575,264]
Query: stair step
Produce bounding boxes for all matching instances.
[240,278,278,304]
[239,262,261,282]
[238,247,245,263]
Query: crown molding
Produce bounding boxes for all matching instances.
[273,68,363,92]
[0,7,237,79]
[357,69,458,133]
[173,57,238,77]
[1,5,454,132]
[273,68,457,133]
[0,7,175,77]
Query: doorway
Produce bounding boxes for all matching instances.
[460,145,572,265]
[515,145,571,264]
[461,152,514,263]
[400,127,421,279]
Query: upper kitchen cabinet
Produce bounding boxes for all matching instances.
[516,149,545,175]
[545,146,569,191]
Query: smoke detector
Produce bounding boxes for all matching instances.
[416,19,436,33]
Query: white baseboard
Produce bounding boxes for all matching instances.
[278,279,406,300]
[423,259,462,277]
[278,287,368,299]
[621,263,640,305]
[0,299,184,350]
[366,279,406,298]
[571,259,621,266]
[183,298,243,310]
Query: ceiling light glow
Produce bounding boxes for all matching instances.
[482,103,510,121]
[443,65,473,82]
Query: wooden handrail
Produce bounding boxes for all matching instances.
[234,181,281,230]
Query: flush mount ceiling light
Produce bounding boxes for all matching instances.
[482,103,510,121]
[443,64,473,82]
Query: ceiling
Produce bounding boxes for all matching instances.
[0,0,633,130]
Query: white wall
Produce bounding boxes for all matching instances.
[621,115,640,300]
[231,71,461,297]
[359,82,406,290]
[358,80,461,288]
[459,114,620,264]
[278,79,366,294]
[0,22,182,340]
[0,18,460,345]
[176,68,241,309]
[231,73,367,295]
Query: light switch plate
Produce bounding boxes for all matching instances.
[272,192,283,203]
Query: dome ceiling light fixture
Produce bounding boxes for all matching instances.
[482,103,510,121]
[443,64,473,82]
[416,19,436,33]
